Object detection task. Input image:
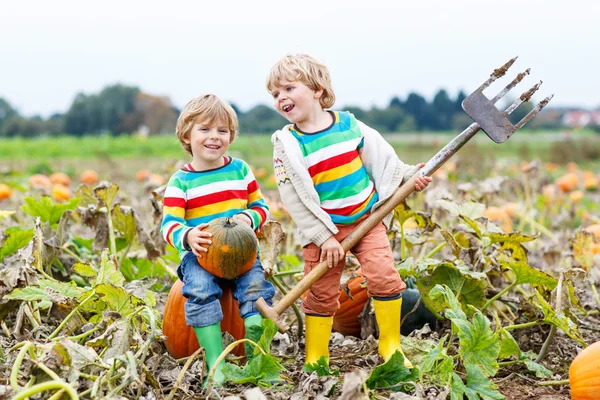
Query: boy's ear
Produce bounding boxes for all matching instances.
[313,89,323,99]
[183,134,191,144]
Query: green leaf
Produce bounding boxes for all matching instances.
[87,318,131,362]
[418,262,488,316]
[418,336,454,386]
[394,201,415,226]
[6,286,49,302]
[303,356,339,376]
[455,312,500,376]
[20,196,79,225]
[534,290,585,345]
[437,200,486,220]
[366,351,418,391]
[94,183,119,209]
[73,263,97,278]
[222,353,284,387]
[95,283,142,316]
[95,249,125,286]
[112,205,137,245]
[430,285,500,376]
[0,227,34,262]
[460,215,483,239]
[500,259,558,290]
[522,357,552,378]
[498,328,521,359]
[39,279,85,299]
[485,232,537,245]
[451,365,504,400]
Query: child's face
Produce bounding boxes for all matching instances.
[271,79,323,125]
[184,119,231,170]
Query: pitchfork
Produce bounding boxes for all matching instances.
[256,57,554,332]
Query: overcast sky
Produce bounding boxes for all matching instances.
[1,0,598,117]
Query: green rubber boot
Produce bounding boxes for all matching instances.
[193,323,225,386]
[244,314,263,361]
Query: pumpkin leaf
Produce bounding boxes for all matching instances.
[499,258,558,290]
[430,285,500,376]
[223,318,285,386]
[95,283,143,316]
[20,196,79,226]
[112,204,137,245]
[365,351,418,391]
[0,227,34,262]
[437,199,486,220]
[451,365,504,400]
[87,318,131,362]
[533,290,585,345]
[303,356,339,376]
[418,335,454,386]
[417,262,488,316]
[222,352,284,387]
[94,182,119,210]
[95,249,125,287]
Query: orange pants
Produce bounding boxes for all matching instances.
[301,218,406,316]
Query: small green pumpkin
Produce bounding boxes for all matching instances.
[197,217,258,280]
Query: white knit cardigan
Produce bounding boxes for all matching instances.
[271,118,419,247]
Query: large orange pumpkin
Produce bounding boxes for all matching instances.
[332,273,369,337]
[163,280,245,359]
[198,217,258,279]
[569,341,600,399]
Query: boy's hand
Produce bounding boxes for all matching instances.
[233,213,252,227]
[414,163,433,192]
[320,236,345,268]
[186,223,212,258]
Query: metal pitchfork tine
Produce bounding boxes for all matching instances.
[256,57,554,333]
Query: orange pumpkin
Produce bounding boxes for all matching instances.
[585,225,600,240]
[136,169,151,182]
[29,174,52,190]
[51,184,71,202]
[484,206,513,232]
[80,170,99,185]
[569,341,600,399]
[163,280,245,359]
[198,217,258,279]
[148,173,166,186]
[50,172,72,187]
[332,273,369,337]
[556,173,579,192]
[0,183,12,200]
[570,190,584,203]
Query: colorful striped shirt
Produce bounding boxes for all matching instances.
[161,157,269,256]
[289,111,378,224]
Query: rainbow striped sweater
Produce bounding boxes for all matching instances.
[272,111,419,247]
[161,157,269,256]
[289,111,378,224]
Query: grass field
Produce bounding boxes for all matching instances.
[1,129,598,183]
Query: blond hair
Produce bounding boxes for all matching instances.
[176,94,239,155]
[266,54,335,109]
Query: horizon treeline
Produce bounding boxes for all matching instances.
[0,83,568,137]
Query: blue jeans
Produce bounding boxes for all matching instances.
[177,252,276,327]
